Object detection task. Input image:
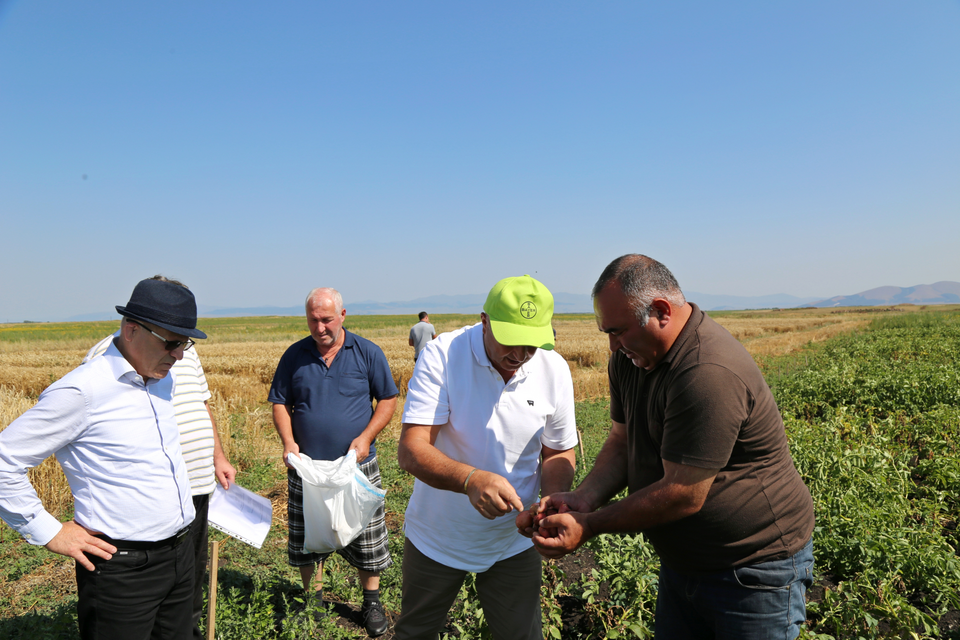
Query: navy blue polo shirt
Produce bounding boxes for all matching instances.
[268,331,398,461]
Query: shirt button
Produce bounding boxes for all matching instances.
[25,534,32,540]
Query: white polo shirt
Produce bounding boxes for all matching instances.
[402,323,577,572]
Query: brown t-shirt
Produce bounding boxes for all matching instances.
[609,303,814,573]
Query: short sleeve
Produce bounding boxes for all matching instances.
[541,357,578,451]
[367,345,399,401]
[268,345,297,405]
[402,342,450,425]
[660,364,750,469]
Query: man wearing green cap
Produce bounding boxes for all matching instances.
[395,275,578,640]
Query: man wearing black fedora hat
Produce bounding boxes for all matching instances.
[83,275,237,640]
[0,277,208,639]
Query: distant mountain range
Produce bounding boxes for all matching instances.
[808,281,960,308]
[63,281,959,322]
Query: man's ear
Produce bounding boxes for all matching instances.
[650,299,673,327]
[119,318,136,342]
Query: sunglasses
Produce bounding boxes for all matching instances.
[129,319,196,352]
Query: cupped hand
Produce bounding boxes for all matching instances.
[348,435,372,463]
[539,491,594,516]
[517,501,562,538]
[532,511,594,560]
[283,442,301,469]
[515,503,540,538]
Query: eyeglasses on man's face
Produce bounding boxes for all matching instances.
[129,319,195,352]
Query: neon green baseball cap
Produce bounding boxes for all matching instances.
[482,275,555,350]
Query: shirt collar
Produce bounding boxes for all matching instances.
[469,322,530,382]
[469,323,489,368]
[103,338,149,386]
[303,329,356,357]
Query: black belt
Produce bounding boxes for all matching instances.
[96,526,191,551]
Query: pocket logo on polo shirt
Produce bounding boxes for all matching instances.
[527,400,534,406]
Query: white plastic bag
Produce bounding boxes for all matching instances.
[286,450,386,554]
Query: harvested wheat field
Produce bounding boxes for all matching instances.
[0,305,880,517]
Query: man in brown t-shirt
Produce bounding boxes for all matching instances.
[530,254,815,639]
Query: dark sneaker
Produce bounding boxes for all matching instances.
[361,601,389,637]
[310,593,328,621]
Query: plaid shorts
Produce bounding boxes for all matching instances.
[287,454,393,572]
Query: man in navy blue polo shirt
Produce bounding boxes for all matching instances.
[269,287,398,637]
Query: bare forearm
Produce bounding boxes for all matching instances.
[400,423,524,518]
[271,404,296,448]
[583,481,696,535]
[583,460,718,536]
[359,396,397,442]
[574,424,630,510]
[398,425,474,494]
[540,448,576,496]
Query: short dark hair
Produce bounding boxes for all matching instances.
[592,254,685,323]
[418,311,428,321]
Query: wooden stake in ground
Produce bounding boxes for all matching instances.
[207,539,221,640]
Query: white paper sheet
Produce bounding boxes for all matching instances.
[208,483,273,549]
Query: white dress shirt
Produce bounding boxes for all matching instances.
[85,333,217,496]
[0,340,195,546]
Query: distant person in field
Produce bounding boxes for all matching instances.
[0,277,208,640]
[83,275,236,640]
[532,254,816,640]
[395,275,577,640]
[408,311,437,362]
[268,287,398,637]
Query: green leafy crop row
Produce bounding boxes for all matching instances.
[778,311,960,639]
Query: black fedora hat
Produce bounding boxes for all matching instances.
[116,279,207,339]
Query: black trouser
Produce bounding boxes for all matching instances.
[190,493,211,639]
[76,527,195,640]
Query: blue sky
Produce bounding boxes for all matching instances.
[1,1,958,321]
